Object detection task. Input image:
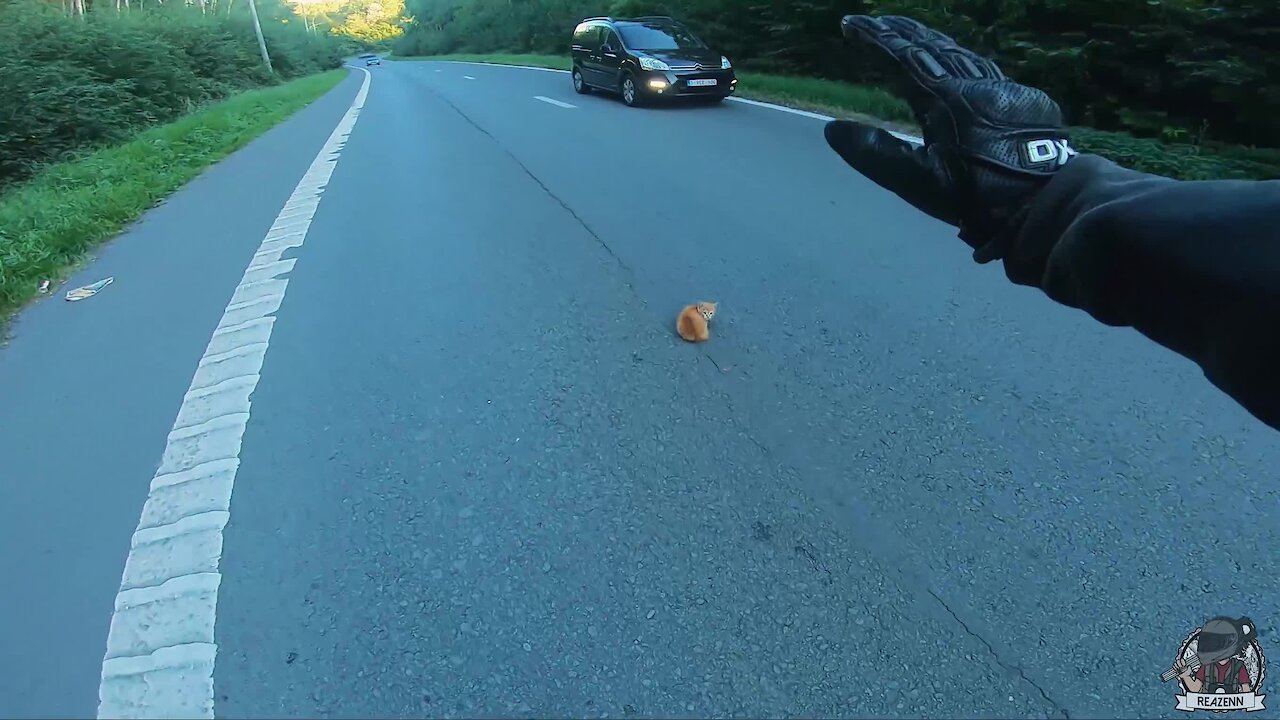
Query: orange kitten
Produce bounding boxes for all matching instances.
[676,301,717,343]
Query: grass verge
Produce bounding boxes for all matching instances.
[0,69,347,325]
[397,53,1280,181]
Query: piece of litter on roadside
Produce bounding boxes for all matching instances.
[65,277,113,302]
[37,279,51,294]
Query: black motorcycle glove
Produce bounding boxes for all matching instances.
[824,15,1077,263]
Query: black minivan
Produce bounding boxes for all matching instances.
[570,16,737,106]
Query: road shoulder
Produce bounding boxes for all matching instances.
[0,69,363,719]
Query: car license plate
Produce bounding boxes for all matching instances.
[687,79,717,87]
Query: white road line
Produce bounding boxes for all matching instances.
[463,75,476,80]
[725,96,921,144]
[725,95,836,122]
[433,60,925,145]
[439,60,566,74]
[534,95,576,109]
[96,66,372,720]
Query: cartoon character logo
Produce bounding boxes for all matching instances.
[1159,616,1266,713]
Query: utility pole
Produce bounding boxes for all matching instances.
[246,0,275,75]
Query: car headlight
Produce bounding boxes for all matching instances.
[638,57,670,72]
[721,56,732,69]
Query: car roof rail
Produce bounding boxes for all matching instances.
[625,15,676,22]
[582,16,613,22]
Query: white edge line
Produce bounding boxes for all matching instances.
[430,60,923,144]
[436,59,566,74]
[534,95,576,109]
[95,66,373,720]
[726,95,835,122]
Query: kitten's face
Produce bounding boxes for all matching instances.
[697,302,717,320]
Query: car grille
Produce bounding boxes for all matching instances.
[669,62,709,71]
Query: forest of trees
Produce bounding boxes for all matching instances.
[395,0,1279,155]
[0,0,398,189]
[2,0,1275,187]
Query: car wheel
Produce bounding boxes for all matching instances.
[621,74,643,107]
[572,68,590,94]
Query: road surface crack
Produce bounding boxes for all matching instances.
[704,353,732,374]
[722,404,1073,719]
[429,92,631,272]
[927,589,1071,719]
[426,90,753,355]
[793,540,835,586]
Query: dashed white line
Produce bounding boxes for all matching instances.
[96,66,373,719]
[463,75,476,80]
[433,60,925,145]
[534,95,576,109]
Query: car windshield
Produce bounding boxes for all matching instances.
[618,22,706,50]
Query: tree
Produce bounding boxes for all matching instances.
[395,0,1279,148]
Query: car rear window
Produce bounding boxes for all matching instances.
[617,22,705,51]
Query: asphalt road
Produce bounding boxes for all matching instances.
[1,60,1277,720]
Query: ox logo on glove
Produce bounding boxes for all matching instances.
[1024,139,1078,168]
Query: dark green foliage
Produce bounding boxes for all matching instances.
[0,0,345,189]
[395,0,1279,179]
[1071,127,1280,180]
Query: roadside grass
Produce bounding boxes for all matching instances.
[0,69,346,325]
[397,52,1280,181]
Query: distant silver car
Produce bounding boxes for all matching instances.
[360,53,382,67]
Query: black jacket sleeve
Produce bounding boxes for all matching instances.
[1002,154,1280,430]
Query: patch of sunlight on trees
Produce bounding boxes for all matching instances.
[290,0,406,45]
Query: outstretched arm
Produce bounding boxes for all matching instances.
[824,14,1280,430]
[1008,156,1280,429]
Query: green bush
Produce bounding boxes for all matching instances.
[736,72,914,125]
[0,0,344,191]
[1072,127,1280,181]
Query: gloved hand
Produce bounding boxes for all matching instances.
[825,15,1077,262]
